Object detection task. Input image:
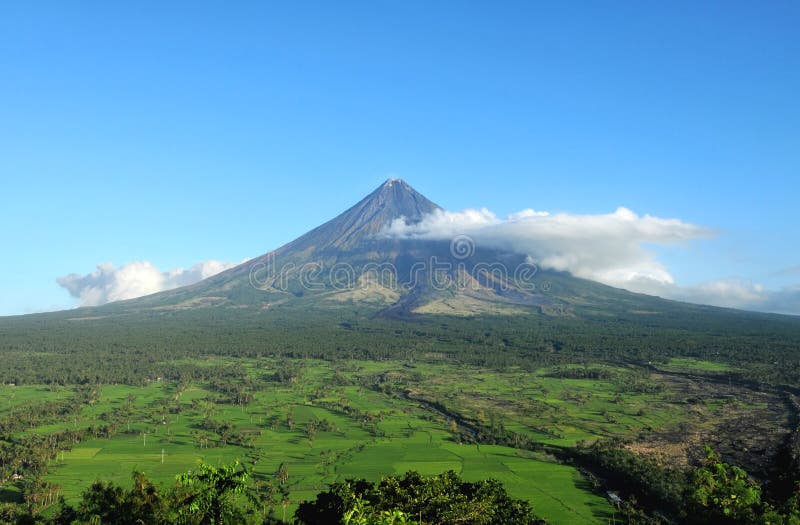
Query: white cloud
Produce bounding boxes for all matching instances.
[635,278,800,315]
[383,207,800,315]
[57,259,241,307]
[668,279,766,308]
[384,206,712,288]
[631,277,763,308]
[663,279,800,315]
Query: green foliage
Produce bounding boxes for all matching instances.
[688,447,762,523]
[0,465,551,525]
[576,440,688,513]
[342,497,417,525]
[50,471,165,525]
[577,442,800,525]
[30,463,251,525]
[172,461,250,525]
[295,470,544,525]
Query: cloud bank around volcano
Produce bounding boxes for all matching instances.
[383,207,800,315]
[384,207,711,289]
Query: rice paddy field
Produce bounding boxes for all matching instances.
[0,356,781,523]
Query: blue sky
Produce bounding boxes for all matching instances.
[1,1,798,315]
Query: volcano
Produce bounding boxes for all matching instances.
[75,178,725,320]
[4,178,800,381]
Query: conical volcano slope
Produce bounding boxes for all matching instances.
[278,178,441,254]
[54,179,793,322]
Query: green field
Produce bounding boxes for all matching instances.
[0,357,681,523]
[0,354,784,524]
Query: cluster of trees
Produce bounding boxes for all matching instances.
[295,470,543,525]
[543,366,617,380]
[0,461,257,525]
[0,388,106,513]
[576,443,800,524]
[196,418,259,449]
[0,397,81,436]
[1,429,85,481]
[574,440,688,516]
[0,465,541,525]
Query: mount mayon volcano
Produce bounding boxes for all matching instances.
[80,179,749,320]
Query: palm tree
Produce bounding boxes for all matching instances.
[247,479,277,521]
[277,463,289,485]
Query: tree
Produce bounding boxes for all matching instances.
[128,470,165,523]
[688,447,762,524]
[125,394,137,409]
[306,420,317,445]
[67,471,164,525]
[172,460,250,525]
[74,480,127,524]
[277,462,289,485]
[248,479,277,521]
[22,478,62,514]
